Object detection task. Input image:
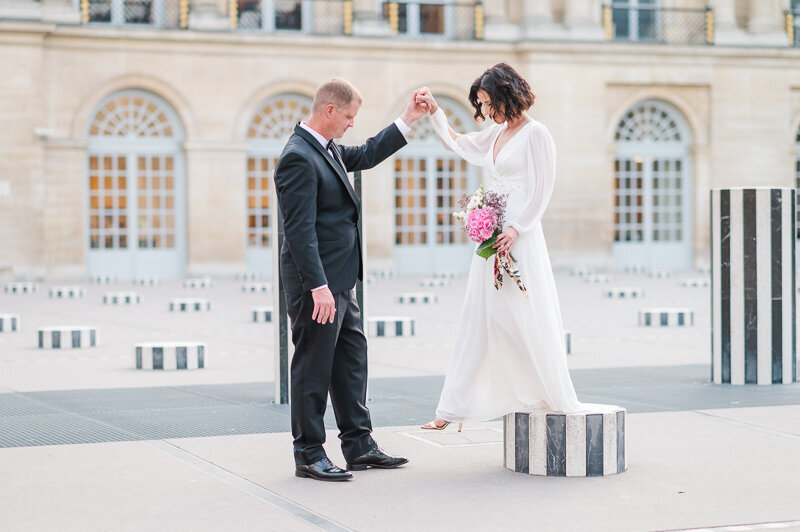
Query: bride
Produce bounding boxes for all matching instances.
[416,64,584,430]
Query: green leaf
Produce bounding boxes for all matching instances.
[476,236,497,259]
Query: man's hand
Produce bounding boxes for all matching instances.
[493,226,519,254]
[415,87,438,115]
[401,88,430,125]
[311,287,336,325]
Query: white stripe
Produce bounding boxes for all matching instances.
[531,413,547,475]
[729,190,745,385]
[504,414,514,470]
[782,189,793,384]
[602,411,617,475]
[565,414,586,477]
[756,189,772,385]
[712,190,722,383]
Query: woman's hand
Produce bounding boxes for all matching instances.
[415,87,438,115]
[493,226,519,254]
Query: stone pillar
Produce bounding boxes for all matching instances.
[41,0,81,24]
[352,0,391,36]
[483,0,521,41]
[188,0,229,30]
[563,0,604,40]
[746,0,786,45]
[521,0,564,39]
[710,0,748,45]
[710,188,797,385]
[0,0,41,20]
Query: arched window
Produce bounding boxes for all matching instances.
[86,89,186,279]
[612,99,691,270]
[245,93,312,275]
[393,96,478,274]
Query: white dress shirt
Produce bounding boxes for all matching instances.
[298,117,411,293]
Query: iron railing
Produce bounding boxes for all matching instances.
[602,3,713,45]
[82,0,188,28]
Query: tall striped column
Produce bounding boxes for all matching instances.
[710,188,796,384]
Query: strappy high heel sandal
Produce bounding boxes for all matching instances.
[420,420,463,432]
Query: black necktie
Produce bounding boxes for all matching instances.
[327,140,346,172]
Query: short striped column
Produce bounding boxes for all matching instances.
[623,264,646,274]
[0,314,20,332]
[90,274,116,284]
[569,267,595,277]
[236,272,260,281]
[711,188,797,384]
[134,276,160,286]
[49,286,84,299]
[395,293,437,304]
[169,298,211,312]
[419,278,450,288]
[4,282,38,294]
[504,406,626,477]
[183,277,213,289]
[433,271,457,279]
[135,342,206,370]
[38,326,97,349]
[252,307,272,322]
[584,274,613,283]
[638,308,693,327]
[680,278,710,288]
[242,282,272,293]
[563,331,572,355]
[648,269,672,279]
[604,288,644,299]
[369,268,395,280]
[367,317,414,337]
[103,292,141,304]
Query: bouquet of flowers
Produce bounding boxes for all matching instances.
[453,186,527,295]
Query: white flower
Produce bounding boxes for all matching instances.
[466,195,481,211]
[453,210,467,222]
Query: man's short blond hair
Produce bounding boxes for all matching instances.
[312,78,363,113]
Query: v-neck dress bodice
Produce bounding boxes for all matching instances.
[426,108,586,419]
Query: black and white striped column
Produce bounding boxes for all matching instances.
[605,288,644,299]
[49,286,84,299]
[395,293,438,304]
[504,406,626,477]
[242,282,272,293]
[638,308,693,327]
[419,278,450,288]
[135,342,206,370]
[169,298,211,312]
[711,188,797,384]
[38,326,97,349]
[252,307,273,322]
[0,314,20,332]
[367,317,415,337]
[103,292,141,304]
[4,282,38,294]
[183,277,213,289]
[133,276,160,286]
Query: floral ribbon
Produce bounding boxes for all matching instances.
[493,250,528,297]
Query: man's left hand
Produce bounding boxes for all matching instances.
[493,226,519,254]
[401,88,430,125]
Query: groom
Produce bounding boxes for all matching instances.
[274,79,428,481]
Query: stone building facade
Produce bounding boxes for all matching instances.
[0,0,798,279]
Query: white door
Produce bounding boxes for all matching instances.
[612,100,692,270]
[245,93,312,277]
[86,90,186,279]
[393,97,478,274]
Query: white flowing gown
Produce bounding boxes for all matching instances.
[429,108,585,421]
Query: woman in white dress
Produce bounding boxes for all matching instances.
[417,64,584,430]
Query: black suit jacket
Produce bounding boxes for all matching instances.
[274,123,407,295]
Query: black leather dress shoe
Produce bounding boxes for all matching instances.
[347,446,409,471]
[295,457,353,482]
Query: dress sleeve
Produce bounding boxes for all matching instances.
[506,122,557,235]
[429,108,499,167]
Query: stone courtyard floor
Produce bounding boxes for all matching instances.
[0,269,798,531]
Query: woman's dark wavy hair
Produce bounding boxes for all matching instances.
[468,63,535,122]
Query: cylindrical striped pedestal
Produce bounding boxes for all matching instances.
[605,288,644,299]
[648,270,672,279]
[585,275,613,284]
[433,271,457,279]
[90,274,116,284]
[395,293,437,304]
[419,278,450,288]
[236,272,260,281]
[4,282,38,294]
[103,292,141,304]
[680,278,710,288]
[135,342,206,370]
[711,188,797,384]
[183,277,213,289]
[252,307,273,322]
[134,276,160,286]
[169,298,211,312]
[367,317,415,337]
[569,267,595,277]
[49,287,84,298]
[504,406,626,477]
[38,326,97,349]
[242,282,272,293]
[638,308,693,327]
[0,314,20,332]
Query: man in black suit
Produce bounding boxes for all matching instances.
[274,79,427,481]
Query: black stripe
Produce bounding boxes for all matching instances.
[38,330,43,348]
[743,189,757,384]
[678,313,684,326]
[0,319,3,332]
[514,413,529,474]
[72,330,80,348]
[376,322,384,337]
[153,347,164,370]
[136,347,142,369]
[710,191,715,381]
[177,347,187,370]
[396,321,403,336]
[52,331,60,349]
[546,414,566,477]
[616,411,625,473]
[198,346,205,369]
[12,317,17,331]
[660,312,668,326]
[90,329,96,347]
[720,189,731,383]
[585,414,603,476]
[771,189,783,383]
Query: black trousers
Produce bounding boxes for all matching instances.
[285,288,375,465]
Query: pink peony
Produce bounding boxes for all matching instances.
[466,207,498,243]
